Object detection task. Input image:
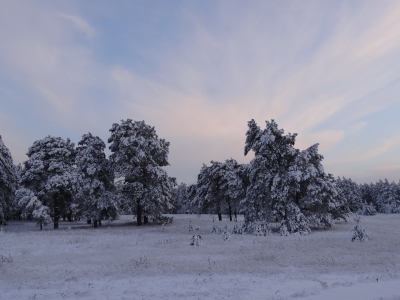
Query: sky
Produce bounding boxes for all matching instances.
[1,0,400,184]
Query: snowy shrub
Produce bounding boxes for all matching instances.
[16,188,52,230]
[231,223,244,234]
[351,217,369,242]
[155,215,173,225]
[222,225,231,241]
[279,224,289,236]
[190,228,202,246]
[242,221,270,236]
[282,203,310,235]
[211,224,221,234]
[362,203,377,216]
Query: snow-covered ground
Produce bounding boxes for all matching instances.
[0,214,399,300]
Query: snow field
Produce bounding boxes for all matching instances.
[0,214,399,299]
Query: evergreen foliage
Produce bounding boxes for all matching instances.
[16,188,52,230]
[108,119,176,225]
[19,136,77,229]
[0,136,18,224]
[351,216,369,242]
[192,159,244,221]
[241,119,349,234]
[75,133,119,227]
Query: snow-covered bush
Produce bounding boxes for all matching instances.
[16,188,52,230]
[222,225,231,241]
[362,203,377,216]
[351,216,369,242]
[190,228,202,246]
[279,224,289,236]
[211,224,221,234]
[231,223,244,234]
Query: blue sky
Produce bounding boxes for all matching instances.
[1,0,400,184]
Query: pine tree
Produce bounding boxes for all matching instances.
[172,182,189,214]
[75,133,119,227]
[336,177,364,213]
[241,119,349,234]
[19,136,77,229]
[192,159,244,221]
[0,135,18,224]
[108,120,176,225]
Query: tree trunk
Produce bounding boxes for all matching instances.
[87,219,91,224]
[218,213,222,221]
[137,202,142,226]
[40,223,43,231]
[234,210,237,220]
[54,193,60,229]
[67,212,72,222]
[144,216,149,224]
[63,213,66,221]
[99,220,102,226]
[228,202,232,221]
[94,220,98,228]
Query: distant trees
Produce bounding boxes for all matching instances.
[108,119,176,225]
[19,136,77,229]
[0,135,18,224]
[191,159,244,221]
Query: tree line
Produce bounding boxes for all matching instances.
[1,118,399,233]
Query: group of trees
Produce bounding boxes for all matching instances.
[172,119,400,235]
[2,118,399,233]
[0,120,176,229]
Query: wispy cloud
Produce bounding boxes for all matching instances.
[60,14,96,37]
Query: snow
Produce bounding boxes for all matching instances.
[1,213,399,299]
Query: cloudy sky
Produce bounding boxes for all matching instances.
[1,0,400,184]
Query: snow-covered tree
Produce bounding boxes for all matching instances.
[108,119,176,225]
[241,119,349,235]
[192,159,244,221]
[0,135,18,224]
[16,188,52,230]
[351,216,369,242]
[172,182,190,214]
[19,136,77,229]
[75,133,119,228]
[336,177,364,213]
[376,179,400,213]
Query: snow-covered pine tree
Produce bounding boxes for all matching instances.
[19,136,77,229]
[172,182,189,214]
[376,179,400,213]
[351,216,369,242]
[241,119,299,226]
[336,177,364,213]
[242,120,349,235]
[0,136,18,224]
[108,120,176,225]
[75,133,119,228]
[16,188,52,230]
[192,159,244,221]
